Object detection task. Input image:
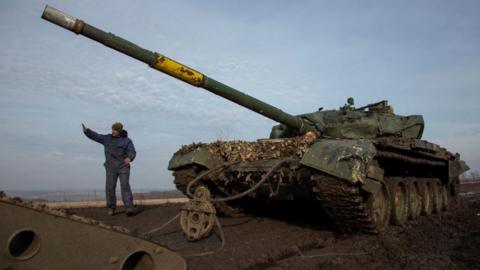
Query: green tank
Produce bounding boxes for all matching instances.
[42,6,469,234]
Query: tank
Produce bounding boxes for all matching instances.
[42,6,469,234]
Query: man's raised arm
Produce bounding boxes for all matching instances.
[82,123,106,144]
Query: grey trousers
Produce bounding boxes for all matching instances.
[105,165,134,209]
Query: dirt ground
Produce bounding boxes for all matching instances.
[72,184,480,270]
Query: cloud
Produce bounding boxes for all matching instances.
[1,0,480,190]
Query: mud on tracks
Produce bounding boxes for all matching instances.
[72,194,480,270]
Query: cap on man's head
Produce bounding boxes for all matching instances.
[112,122,123,132]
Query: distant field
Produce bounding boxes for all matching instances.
[44,198,189,208]
[460,181,480,195]
[4,189,186,202]
[6,182,479,208]
[4,189,188,208]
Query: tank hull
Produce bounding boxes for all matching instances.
[169,138,467,233]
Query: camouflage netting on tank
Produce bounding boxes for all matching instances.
[176,137,312,162]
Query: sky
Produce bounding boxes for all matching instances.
[0,0,479,191]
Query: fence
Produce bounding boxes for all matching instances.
[4,190,188,208]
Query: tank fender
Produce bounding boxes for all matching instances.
[300,139,377,183]
[448,158,469,178]
[168,147,220,170]
[361,179,382,195]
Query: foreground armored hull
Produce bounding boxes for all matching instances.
[41,6,469,234]
[0,193,187,270]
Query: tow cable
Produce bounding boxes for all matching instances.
[145,160,289,256]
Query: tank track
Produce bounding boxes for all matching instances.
[311,174,378,233]
[308,140,457,233]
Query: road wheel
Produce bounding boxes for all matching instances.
[367,182,391,231]
[419,179,432,216]
[441,185,449,211]
[408,181,422,220]
[430,180,442,214]
[173,165,205,195]
[387,178,408,225]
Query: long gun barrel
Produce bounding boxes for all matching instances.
[41,5,312,133]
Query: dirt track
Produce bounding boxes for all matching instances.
[72,187,480,270]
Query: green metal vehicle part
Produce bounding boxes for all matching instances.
[0,194,187,270]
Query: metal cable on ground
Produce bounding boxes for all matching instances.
[185,215,225,257]
[145,213,180,236]
[148,160,288,256]
[144,211,226,257]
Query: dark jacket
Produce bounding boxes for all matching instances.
[84,128,136,168]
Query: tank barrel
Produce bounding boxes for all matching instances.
[41,5,310,133]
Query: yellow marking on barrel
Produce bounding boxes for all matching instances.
[152,55,204,86]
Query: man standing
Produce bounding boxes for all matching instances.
[82,122,137,216]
